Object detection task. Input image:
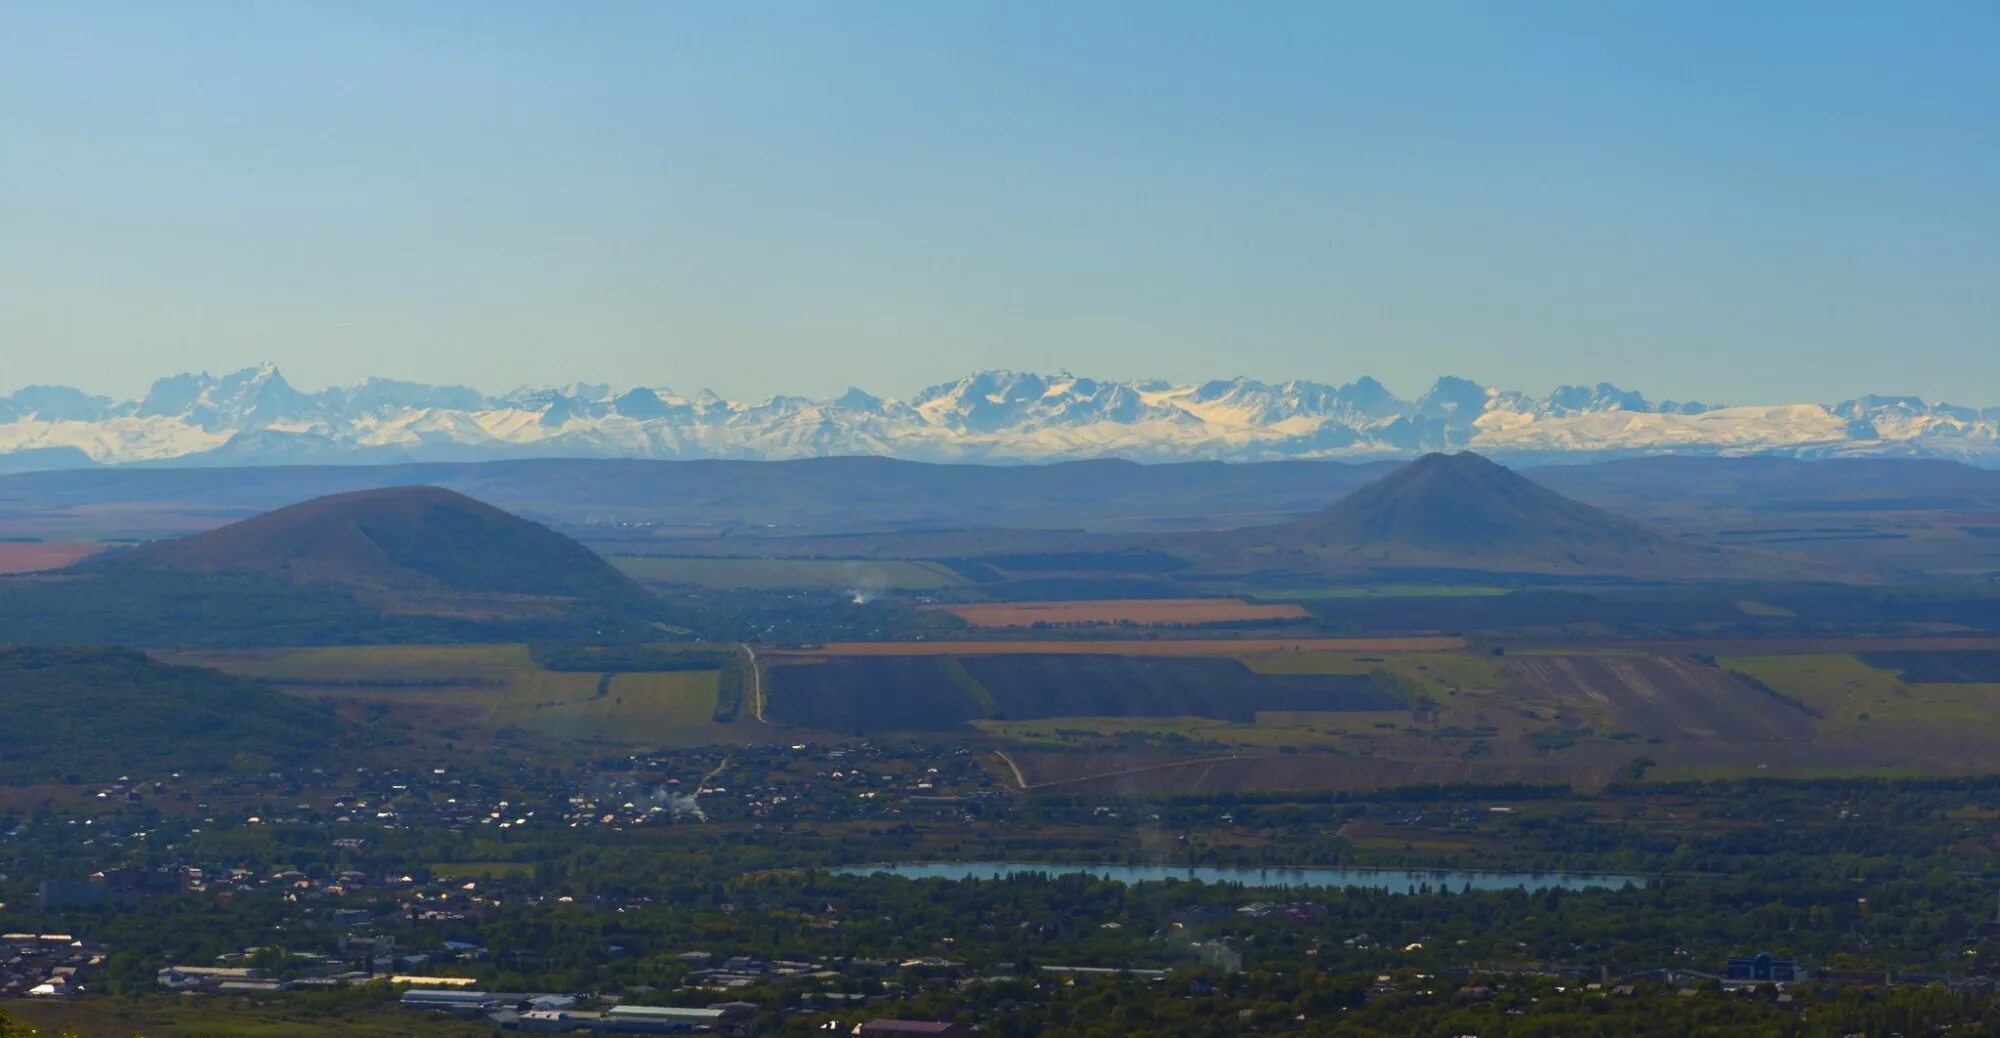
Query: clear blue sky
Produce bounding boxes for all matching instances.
[3,1,1995,404]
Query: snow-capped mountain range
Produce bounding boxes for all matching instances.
[2,365,1996,468]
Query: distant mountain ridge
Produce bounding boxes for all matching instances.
[3,364,1997,467]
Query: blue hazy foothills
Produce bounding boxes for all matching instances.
[2,1,1995,403]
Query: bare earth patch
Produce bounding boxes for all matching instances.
[1504,654,1815,742]
[0,541,106,574]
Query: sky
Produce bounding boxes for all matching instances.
[2,1,1996,405]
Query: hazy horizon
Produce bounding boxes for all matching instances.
[5,2,1996,404]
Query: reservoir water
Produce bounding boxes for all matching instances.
[834,862,1647,893]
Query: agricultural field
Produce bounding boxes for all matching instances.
[488,669,722,744]
[774,636,1465,657]
[160,635,2000,783]
[972,715,1358,749]
[1857,650,2000,683]
[1004,750,1611,794]
[960,655,1401,721]
[0,539,105,574]
[169,643,754,748]
[1244,584,1513,600]
[1721,652,2000,762]
[1242,650,1511,698]
[1502,654,1815,742]
[763,652,1405,732]
[608,554,965,589]
[171,642,535,686]
[1719,653,1909,732]
[934,641,2000,789]
[929,597,1307,628]
[763,656,984,732]
[429,860,539,881]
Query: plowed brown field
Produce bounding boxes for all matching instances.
[1504,654,1814,741]
[0,541,105,574]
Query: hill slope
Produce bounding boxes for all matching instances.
[0,488,660,648]
[112,485,653,609]
[0,646,341,781]
[1188,451,1805,579]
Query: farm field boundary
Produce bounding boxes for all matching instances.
[929,598,1308,628]
[609,555,966,590]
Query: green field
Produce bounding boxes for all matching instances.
[483,669,724,744]
[609,555,967,589]
[1722,653,2000,752]
[176,643,752,748]
[1721,653,1905,733]
[430,860,538,880]
[172,642,536,683]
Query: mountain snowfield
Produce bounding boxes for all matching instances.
[1,365,1996,468]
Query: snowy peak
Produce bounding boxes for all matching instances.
[325,377,487,415]
[0,385,116,423]
[0,366,1996,467]
[1538,383,1649,416]
[911,370,1189,432]
[130,364,316,431]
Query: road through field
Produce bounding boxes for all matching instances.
[994,750,1028,790]
[695,754,733,797]
[743,643,766,723]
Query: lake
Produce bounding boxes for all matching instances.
[833,861,1647,893]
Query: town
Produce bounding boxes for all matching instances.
[9,738,2000,1035]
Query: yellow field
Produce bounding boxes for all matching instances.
[170,643,751,748]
